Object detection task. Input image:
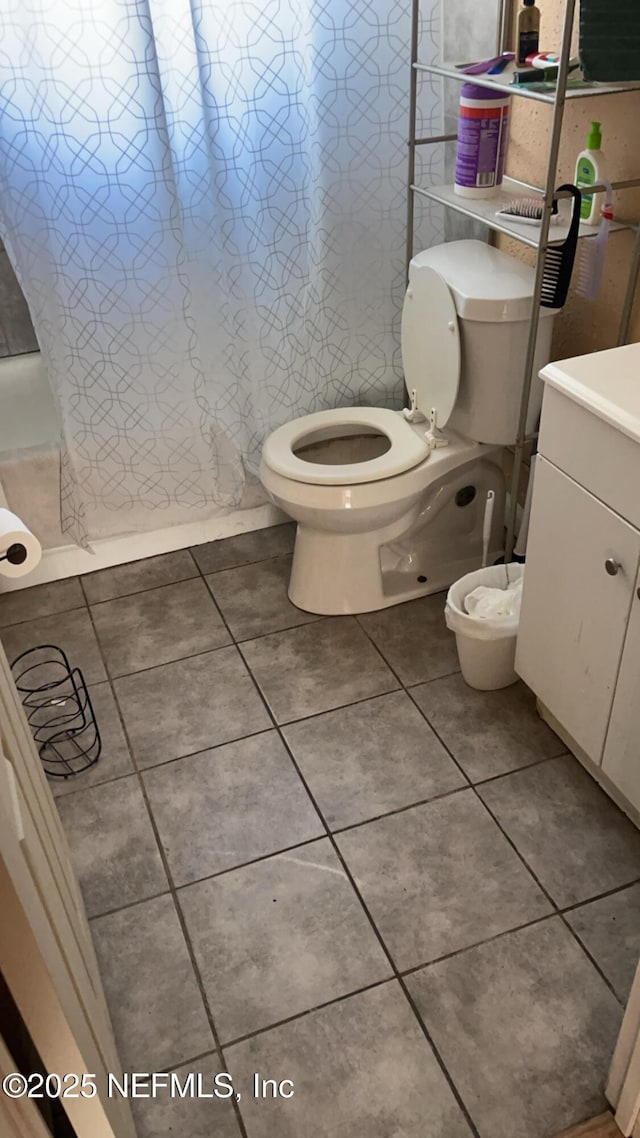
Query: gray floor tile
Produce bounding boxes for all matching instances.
[192,522,295,574]
[566,884,640,1002]
[358,593,459,685]
[0,577,84,627]
[91,578,230,677]
[241,617,397,723]
[1,607,106,683]
[49,682,134,796]
[145,731,322,885]
[411,674,565,783]
[56,775,168,917]
[206,555,317,641]
[336,790,551,970]
[478,755,640,908]
[227,981,472,1138]
[407,918,623,1138]
[180,838,392,1042]
[132,1057,242,1138]
[114,646,271,768]
[283,690,466,830]
[82,549,198,604]
[92,894,212,1070]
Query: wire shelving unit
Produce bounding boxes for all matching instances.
[406,0,640,559]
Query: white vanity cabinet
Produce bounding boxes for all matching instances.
[515,342,640,824]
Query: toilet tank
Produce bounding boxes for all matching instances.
[409,240,558,446]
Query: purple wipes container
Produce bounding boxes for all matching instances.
[454,82,511,199]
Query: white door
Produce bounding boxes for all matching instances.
[609,960,640,1136]
[0,642,136,1138]
[516,456,640,761]
[601,562,640,816]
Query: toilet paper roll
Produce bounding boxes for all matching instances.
[0,509,42,579]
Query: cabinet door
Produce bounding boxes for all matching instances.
[602,563,640,815]
[516,457,640,762]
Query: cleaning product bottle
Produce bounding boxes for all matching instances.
[515,0,540,66]
[575,121,607,224]
[454,83,511,198]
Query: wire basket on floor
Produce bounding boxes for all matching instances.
[11,645,101,778]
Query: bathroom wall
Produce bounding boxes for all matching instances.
[497,0,640,355]
[441,0,501,241]
[440,0,640,352]
[0,243,38,357]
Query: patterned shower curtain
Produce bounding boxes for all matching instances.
[0,0,441,544]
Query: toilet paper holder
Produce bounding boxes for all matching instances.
[0,542,28,566]
[11,645,102,778]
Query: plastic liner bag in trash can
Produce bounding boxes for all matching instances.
[465,576,523,623]
[445,564,525,690]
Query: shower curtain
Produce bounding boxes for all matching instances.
[0,0,441,544]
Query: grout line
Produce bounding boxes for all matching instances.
[104,640,235,684]
[403,679,630,1004]
[402,668,462,688]
[560,876,640,914]
[399,912,556,978]
[0,601,88,631]
[329,785,470,835]
[557,913,629,1007]
[277,687,408,729]
[78,576,250,1138]
[48,726,277,799]
[86,571,202,609]
[229,631,482,1138]
[352,620,631,1016]
[89,887,172,923]
[192,532,295,578]
[275,684,403,727]
[234,617,326,645]
[171,833,325,893]
[201,574,326,644]
[468,749,567,789]
[66,545,636,1112]
[222,977,393,1050]
[87,842,640,946]
[165,1048,220,1075]
[95,620,370,685]
[49,744,551,812]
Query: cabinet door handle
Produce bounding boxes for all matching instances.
[605,558,621,576]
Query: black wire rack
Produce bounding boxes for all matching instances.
[11,645,101,779]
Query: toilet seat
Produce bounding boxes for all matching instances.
[262,407,431,486]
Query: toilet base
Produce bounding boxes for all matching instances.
[289,532,504,614]
[289,514,418,616]
[287,457,506,615]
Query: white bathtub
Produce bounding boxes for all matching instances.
[0,349,284,588]
[0,352,60,452]
[0,351,64,551]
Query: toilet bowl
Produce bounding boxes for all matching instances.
[260,240,558,616]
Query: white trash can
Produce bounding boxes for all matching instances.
[445,563,524,691]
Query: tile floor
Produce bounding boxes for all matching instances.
[3,521,640,1138]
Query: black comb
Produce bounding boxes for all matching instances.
[540,184,582,309]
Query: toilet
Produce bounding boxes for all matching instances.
[260,240,558,615]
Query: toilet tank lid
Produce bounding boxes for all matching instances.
[410,240,558,323]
